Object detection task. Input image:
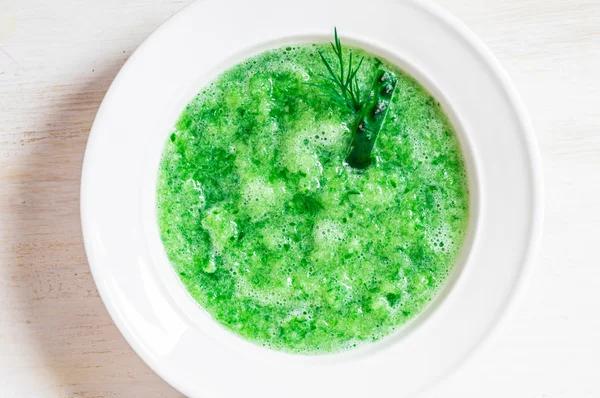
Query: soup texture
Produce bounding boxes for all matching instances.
[157,44,469,353]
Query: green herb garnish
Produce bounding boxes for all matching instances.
[309,28,364,113]
[310,28,398,169]
[346,70,398,169]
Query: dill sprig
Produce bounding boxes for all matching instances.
[309,28,365,113]
[307,28,398,169]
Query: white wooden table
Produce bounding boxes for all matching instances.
[1,1,598,396]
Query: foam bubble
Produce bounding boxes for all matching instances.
[312,219,345,248]
[240,178,281,220]
[201,206,238,254]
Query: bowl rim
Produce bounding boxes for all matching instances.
[80,0,544,396]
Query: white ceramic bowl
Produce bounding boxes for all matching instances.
[80,0,543,396]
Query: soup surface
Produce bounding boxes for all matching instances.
[157,43,469,353]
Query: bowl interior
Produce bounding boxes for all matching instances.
[139,33,482,362]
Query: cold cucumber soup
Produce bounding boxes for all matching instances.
[157,31,469,354]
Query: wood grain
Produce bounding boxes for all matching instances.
[0,1,189,396]
[1,0,599,397]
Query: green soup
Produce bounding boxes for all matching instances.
[157,44,469,353]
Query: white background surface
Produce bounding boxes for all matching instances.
[0,0,598,397]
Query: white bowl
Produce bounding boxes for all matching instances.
[80,0,543,396]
